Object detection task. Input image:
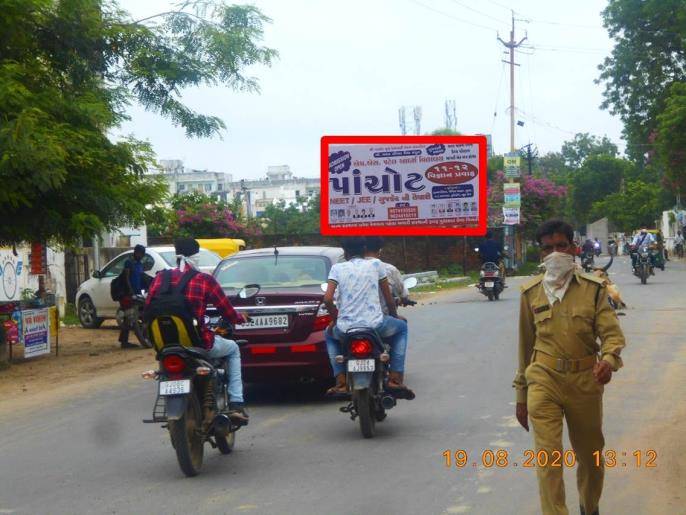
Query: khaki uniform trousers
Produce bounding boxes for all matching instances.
[526,361,605,515]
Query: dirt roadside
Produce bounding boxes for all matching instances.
[0,322,157,416]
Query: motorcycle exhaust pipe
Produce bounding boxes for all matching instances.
[381,395,396,410]
[213,414,231,436]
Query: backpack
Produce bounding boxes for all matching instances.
[143,269,203,350]
[110,264,130,302]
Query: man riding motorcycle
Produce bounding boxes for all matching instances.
[630,229,656,272]
[478,231,506,284]
[323,237,413,397]
[144,238,250,424]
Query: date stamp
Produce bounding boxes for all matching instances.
[441,449,658,469]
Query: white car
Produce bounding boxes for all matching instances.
[75,246,221,328]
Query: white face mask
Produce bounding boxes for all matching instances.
[542,252,576,287]
[177,254,200,272]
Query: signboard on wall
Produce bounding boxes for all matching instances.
[504,183,521,207]
[504,152,521,178]
[503,207,520,225]
[321,135,488,236]
[0,250,22,302]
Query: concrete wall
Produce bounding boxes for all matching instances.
[585,218,609,252]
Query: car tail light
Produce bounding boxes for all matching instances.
[313,304,331,331]
[251,346,277,355]
[162,355,186,374]
[291,344,317,353]
[350,338,373,358]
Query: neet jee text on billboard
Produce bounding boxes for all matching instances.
[321,136,487,236]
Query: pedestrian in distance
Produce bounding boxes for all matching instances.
[118,244,147,349]
[514,219,626,515]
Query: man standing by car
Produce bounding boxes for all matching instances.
[514,219,626,515]
[118,244,146,349]
[323,237,413,397]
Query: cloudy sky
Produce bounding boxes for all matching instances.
[115,0,623,179]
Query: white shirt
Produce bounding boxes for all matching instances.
[631,232,655,249]
[379,262,408,315]
[328,257,387,332]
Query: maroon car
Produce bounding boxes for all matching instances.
[213,246,344,384]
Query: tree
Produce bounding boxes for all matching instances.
[0,0,276,245]
[590,180,663,232]
[429,128,461,135]
[597,0,686,160]
[561,133,618,169]
[655,81,686,195]
[259,195,320,235]
[569,155,631,224]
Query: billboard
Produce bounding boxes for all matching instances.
[321,136,487,236]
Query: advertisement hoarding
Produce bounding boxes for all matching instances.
[22,308,50,358]
[321,136,487,236]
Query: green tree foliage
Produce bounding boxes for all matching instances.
[597,0,686,160]
[570,155,632,224]
[561,133,618,168]
[655,81,686,192]
[259,195,320,235]
[0,0,276,245]
[590,180,663,232]
[429,128,461,135]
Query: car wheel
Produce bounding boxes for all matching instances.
[78,296,104,328]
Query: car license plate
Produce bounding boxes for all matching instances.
[484,281,495,288]
[347,359,375,372]
[235,314,289,330]
[159,379,191,396]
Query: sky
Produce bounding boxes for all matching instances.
[115,0,623,180]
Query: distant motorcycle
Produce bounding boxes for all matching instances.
[581,251,595,272]
[607,241,617,256]
[476,260,505,301]
[116,294,151,348]
[633,248,652,285]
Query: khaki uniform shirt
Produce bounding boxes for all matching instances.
[513,271,626,403]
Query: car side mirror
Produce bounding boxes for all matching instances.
[92,270,102,279]
[403,277,418,289]
[239,284,260,299]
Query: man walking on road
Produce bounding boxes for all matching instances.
[513,220,626,515]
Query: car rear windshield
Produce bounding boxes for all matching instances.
[215,256,329,290]
[159,249,220,268]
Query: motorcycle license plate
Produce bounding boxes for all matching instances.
[347,359,375,372]
[159,380,191,396]
[484,281,495,288]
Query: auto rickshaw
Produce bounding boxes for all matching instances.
[195,238,246,258]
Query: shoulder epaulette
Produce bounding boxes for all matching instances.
[577,271,605,285]
[520,274,544,292]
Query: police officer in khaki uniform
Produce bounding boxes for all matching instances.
[514,220,626,515]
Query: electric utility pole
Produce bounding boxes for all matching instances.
[498,13,527,152]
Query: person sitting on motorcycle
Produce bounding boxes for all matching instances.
[593,238,601,255]
[675,230,684,258]
[478,231,505,282]
[581,239,594,254]
[119,244,147,350]
[323,237,413,397]
[144,238,250,424]
[630,229,656,271]
[364,236,410,312]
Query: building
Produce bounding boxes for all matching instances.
[156,159,234,201]
[225,166,320,217]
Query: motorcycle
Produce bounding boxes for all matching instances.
[141,285,257,477]
[607,241,617,257]
[633,248,652,285]
[116,293,151,348]
[330,277,417,438]
[476,260,504,301]
[581,251,595,272]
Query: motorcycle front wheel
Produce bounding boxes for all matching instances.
[353,389,376,438]
[168,394,204,477]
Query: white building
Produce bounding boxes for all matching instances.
[156,159,234,201]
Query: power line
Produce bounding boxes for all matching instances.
[483,0,513,12]
[406,0,498,33]
[444,0,508,25]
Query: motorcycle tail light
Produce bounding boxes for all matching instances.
[162,355,186,374]
[484,272,497,277]
[350,338,373,357]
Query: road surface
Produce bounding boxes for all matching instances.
[0,256,684,514]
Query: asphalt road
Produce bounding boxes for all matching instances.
[1,255,684,515]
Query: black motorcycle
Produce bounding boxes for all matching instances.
[581,251,595,272]
[633,248,652,285]
[116,294,151,348]
[476,261,504,301]
[142,286,256,476]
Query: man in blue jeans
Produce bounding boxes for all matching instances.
[323,237,413,397]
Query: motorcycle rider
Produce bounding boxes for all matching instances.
[478,231,505,283]
[144,238,250,424]
[118,244,148,349]
[630,229,656,272]
[593,238,601,256]
[323,237,413,397]
[364,236,411,312]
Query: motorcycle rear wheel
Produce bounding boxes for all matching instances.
[353,389,376,439]
[168,394,204,477]
[132,319,152,348]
